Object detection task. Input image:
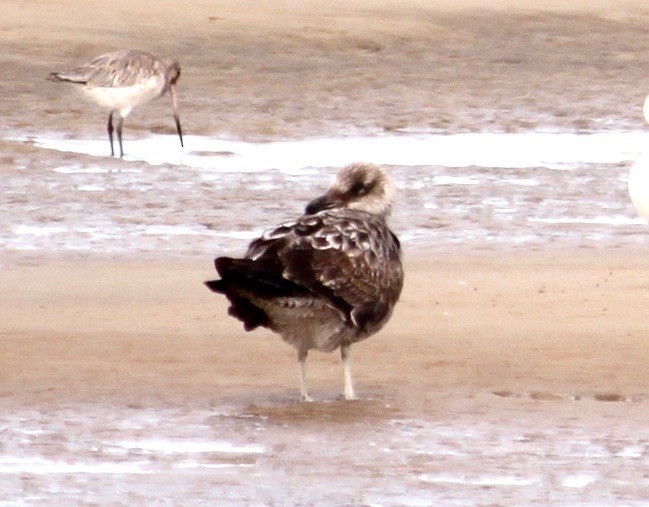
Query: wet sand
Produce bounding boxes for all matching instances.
[3,0,649,503]
[3,253,649,503]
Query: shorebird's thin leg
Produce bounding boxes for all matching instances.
[341,344,356,400]
[115,115,125,158]
[169,83,184,148]
[107,111,115,157]
[174,114,184,148]
[298,350,313,402]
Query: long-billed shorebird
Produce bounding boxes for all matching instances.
[49,50,184,158]
[205,163,404,401]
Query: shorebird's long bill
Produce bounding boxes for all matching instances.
[170,84,184,148]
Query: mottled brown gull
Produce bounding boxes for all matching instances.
[205,163,404,401]
[48,49,183,158]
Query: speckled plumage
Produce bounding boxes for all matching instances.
[205,163,403,401]
[49,50,183,157]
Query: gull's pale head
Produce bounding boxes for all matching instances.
[305,163,396,217]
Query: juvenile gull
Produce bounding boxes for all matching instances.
[205,163,404,401]
[48,49,184,158]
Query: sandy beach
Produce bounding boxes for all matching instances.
[4,252,649,408]
[3,0,649,504]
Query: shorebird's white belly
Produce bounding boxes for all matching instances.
[84,77,163,114]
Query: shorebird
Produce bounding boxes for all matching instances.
[48,50,184,158]
[205,163,404,401]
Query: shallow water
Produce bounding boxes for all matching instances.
[1,400,648,505]
[2,132,647,263]
[28,131,649,171]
